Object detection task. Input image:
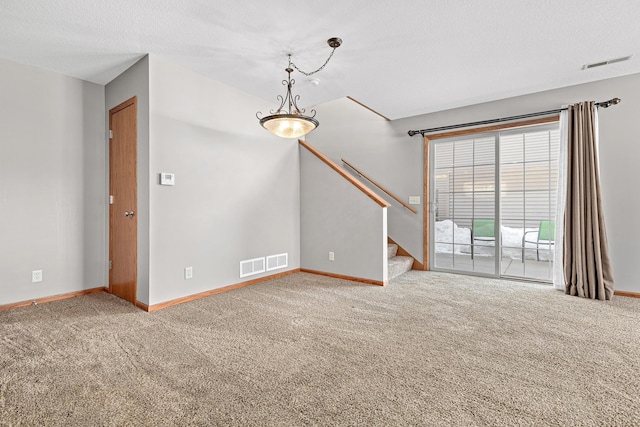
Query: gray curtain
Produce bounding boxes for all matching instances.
[564,101,614,300]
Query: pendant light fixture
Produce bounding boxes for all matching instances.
[257,37,342,139]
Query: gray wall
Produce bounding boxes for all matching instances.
[147,55,300,305]
[105,56,151,305]
[311,73,640,293]
[300,147,387,283]
[0,59,106,305]
[308,100,424,262]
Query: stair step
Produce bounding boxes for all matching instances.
[388,255,413,280]
[387,243,398,259]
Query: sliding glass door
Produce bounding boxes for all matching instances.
[430,123,559,282]
[432,134,498,276]
[499,126,559,280]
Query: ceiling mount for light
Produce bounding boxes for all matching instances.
[257,38,342,139]
[327,37,342,49]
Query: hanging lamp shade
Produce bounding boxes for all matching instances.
[257,67,318,139]
[259,113,319,139]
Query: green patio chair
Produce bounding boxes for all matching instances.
[471,219,495,259]
[522,220,555,261]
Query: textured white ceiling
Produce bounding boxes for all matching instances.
[1,0,639,119]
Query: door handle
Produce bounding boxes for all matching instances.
[124,211,135,218]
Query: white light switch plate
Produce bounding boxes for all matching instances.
[409,196,421,205]
[160,173,175,186]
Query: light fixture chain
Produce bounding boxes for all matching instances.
[288,48,337,77]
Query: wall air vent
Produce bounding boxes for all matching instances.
[240,257,266,278]
[583,55,632,70]
[266,253,288,271]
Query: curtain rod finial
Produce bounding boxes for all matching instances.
[600,97,621,108]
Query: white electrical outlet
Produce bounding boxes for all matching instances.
[32,269,43,283]
[184,266,193,280]
[329,251,335,261]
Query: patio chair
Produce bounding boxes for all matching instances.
[522,220,555,261]
[471,219,495,259]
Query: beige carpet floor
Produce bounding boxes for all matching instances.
[1,271,639,426]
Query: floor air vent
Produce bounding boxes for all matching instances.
[240,257,265,278]
[266,253,288,271]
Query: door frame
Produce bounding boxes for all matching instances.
[422,116,559,274]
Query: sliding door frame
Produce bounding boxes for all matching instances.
[422,115,559,274]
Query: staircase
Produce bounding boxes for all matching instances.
[387,243,413,280]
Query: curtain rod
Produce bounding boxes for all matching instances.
[407,98,621,137]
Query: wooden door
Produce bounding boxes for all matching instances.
[109,97,137,304]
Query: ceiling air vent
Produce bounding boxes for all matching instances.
[583,55,632,70]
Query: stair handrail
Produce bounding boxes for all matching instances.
[299,140,390,208]
[341,158,417,214]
